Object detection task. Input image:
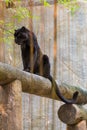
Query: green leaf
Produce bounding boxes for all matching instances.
[44,0,50,7]
[58,0,79,15]
[12,7,39,22]
[40,0,50,7]
[4,0,13,5]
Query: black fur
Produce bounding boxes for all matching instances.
[14,26,79,104]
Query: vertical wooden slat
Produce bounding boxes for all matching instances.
[40,5,44,76]
[29,0,34,73]
[0,1,5,62]
[28,1,33,130]
[52,1,58,130]
[53,0,57,78]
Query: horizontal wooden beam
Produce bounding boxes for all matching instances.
[0,62,87,104]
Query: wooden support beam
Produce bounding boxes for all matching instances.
[0,62,87,104]
[0,80,23,130]
[67,121,87,130]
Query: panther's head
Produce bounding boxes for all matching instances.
[14,26,30,45]
[14,26,37,46]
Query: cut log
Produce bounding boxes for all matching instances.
[58,104,87,124]
[58,104,87,130]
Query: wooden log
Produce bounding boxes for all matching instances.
[67,121,87,130]
[58,104,87,130]
[58,104,87,124]
[0,62,87,104]
[0,80,23,130]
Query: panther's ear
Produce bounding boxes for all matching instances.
[21,26,26,31]
[14,29,17,36]
[14,29,17,32]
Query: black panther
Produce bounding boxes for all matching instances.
[14,26,78,104]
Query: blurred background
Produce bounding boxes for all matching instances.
[0,0,87,129]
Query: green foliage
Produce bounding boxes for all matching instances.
[58,0,80,15]
[0,18,14,45]
[0,0,82,45]
[40,0,50,7]
[4,0,13,4]
[4,0,13,7]
[13,7,39,22]
[39,0,79,14]
[13,7,30,22]
[4,0,20,4]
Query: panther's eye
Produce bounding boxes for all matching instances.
[17,33,26,39]
[18,34,23,38]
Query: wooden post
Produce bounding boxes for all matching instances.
[67,121,87,130]
[58,104,87,130]
[0,80,23,130]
